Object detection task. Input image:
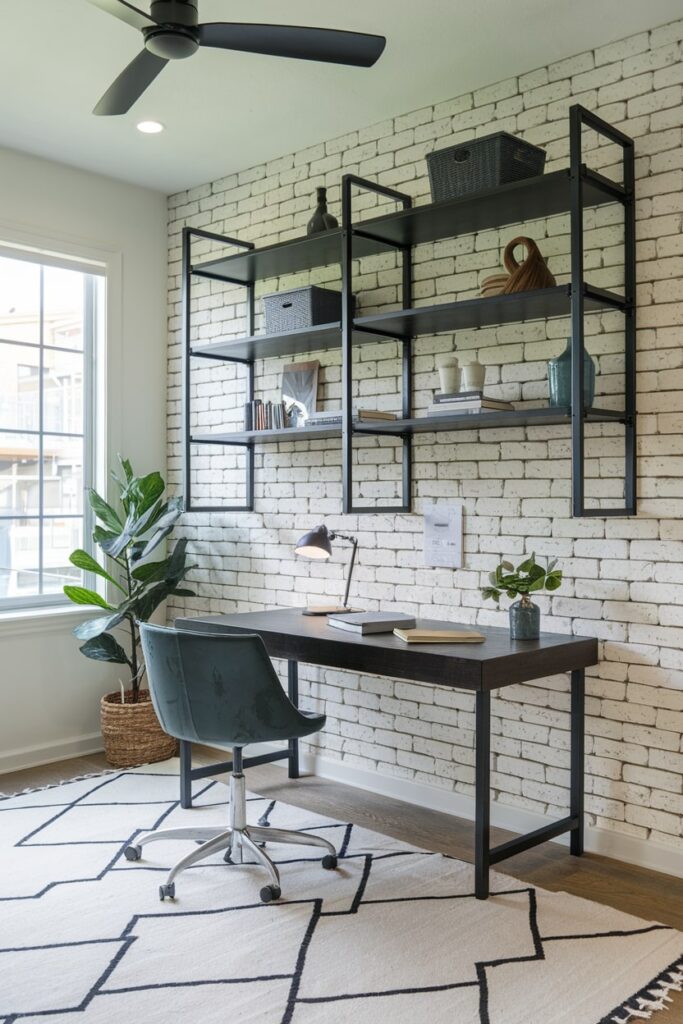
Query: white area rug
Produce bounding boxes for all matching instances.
[1,760,681,1024]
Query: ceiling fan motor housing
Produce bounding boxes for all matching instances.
[145,0,199,59]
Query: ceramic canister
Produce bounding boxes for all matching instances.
[437,355,460,394]
[460,359,486,392]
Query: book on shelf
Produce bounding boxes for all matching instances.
[393,628,485,644]
[356,409,398,421]
[433,390,485,403]
[305,412,342,427]
[328,611,416,635]
[426,398,514,415]
[244,399,289,431]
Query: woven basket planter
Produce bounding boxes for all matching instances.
[100,690,177,768]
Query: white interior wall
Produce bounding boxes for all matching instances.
[0,146,167,773]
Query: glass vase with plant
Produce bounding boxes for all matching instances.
[63,457,196,766]
[480,553,562,640]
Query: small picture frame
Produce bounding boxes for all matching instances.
[282,360,320,425]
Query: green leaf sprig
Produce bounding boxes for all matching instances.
[480,553,563,603]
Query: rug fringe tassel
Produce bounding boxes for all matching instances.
[612,964,683,1023]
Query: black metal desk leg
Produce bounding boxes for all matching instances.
[288,660,300,779]
[570,668,585,855]
[475,689,491,899]
[179,739,193,809]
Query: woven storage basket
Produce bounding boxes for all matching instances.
[263,285,346,334]
[427,132,546,203]
[100,689,177,768]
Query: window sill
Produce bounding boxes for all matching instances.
[0,604,95,639]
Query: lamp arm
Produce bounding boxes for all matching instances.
[342,537,358,609]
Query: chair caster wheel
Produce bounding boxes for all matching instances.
[159,883,175,901]
[322,854,338,870]
[260,885,281,903]
[124,844,141,861]
[223,850,233,864]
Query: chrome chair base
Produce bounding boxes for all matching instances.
[124,767,337,904]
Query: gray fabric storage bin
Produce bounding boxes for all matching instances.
[263,286,347,333]
[427,132,546,202]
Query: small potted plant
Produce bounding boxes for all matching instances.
[64,457,196,767]
[480,553,562,640]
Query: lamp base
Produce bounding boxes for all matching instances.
[302,605,360,616]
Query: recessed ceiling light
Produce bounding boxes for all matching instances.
[136,120,164,135]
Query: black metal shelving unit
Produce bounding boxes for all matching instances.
[182,103,636,517]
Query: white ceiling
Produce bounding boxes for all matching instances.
[1,0,681,194]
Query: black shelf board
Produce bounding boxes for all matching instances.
[191,323,343,362]
[354,406,626,436]
[191,168,626,285]
[191,424,343,446]
[355,167,625,249]
[192,229,388,286]
[354,283,626,338]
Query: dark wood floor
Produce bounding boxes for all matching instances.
[3,750,683,1019]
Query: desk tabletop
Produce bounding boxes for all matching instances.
[175,608,598,691]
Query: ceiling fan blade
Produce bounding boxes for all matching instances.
[93,49,168,115]
[86,0,157,32]
[197,23,386,68]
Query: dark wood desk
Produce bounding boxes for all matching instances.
[175,608,598,899]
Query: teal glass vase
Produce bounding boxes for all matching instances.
[547,338,596,408]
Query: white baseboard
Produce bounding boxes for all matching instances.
[291,747,682,880]
[0,733,104,775]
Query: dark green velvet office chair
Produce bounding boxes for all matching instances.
[124,623,337,903]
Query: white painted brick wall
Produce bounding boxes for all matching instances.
[167,20,683,855]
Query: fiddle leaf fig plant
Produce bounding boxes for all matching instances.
[480,553,563,606]
[64,456,196,702]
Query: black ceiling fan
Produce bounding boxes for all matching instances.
[87,0,386,115]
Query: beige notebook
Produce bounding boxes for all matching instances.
[394,628,485,644]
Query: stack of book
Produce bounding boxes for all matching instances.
[427,390,514,416]
[244,399,288,431]
[301,409,399,428]
[305,410,342,428]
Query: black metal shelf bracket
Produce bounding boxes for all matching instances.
[341,174,413,514]
[569,104,636,517]
[182,226,256,512]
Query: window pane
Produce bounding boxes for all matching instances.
[0,341,41,431]
[0,257,40,344]
[43,348,84,433]
[43,435,84,515]
[0,518,40,600]
[43,266,85,350]
[0,433,40,515]
[43,518,83,596]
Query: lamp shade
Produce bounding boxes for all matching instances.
[294,524,332,560]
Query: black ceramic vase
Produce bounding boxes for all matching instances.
[307,187,338,235]
[509,597,540,640]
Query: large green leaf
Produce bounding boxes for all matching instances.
[69,549,124,591]
[93,525,119,554]
[63,586,113,610]
[73,608,128,641]
[135,501,184,561]
[131,538,190,584]
[122,471,165,517]
[88,489,123,532]
[79,633,129,665]
[104,496,171,560]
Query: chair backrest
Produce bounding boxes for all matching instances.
[139,622,305,748]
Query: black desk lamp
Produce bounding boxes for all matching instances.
[295,524,359,616]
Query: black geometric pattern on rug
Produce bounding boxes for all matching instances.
[1,769,679,1024]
